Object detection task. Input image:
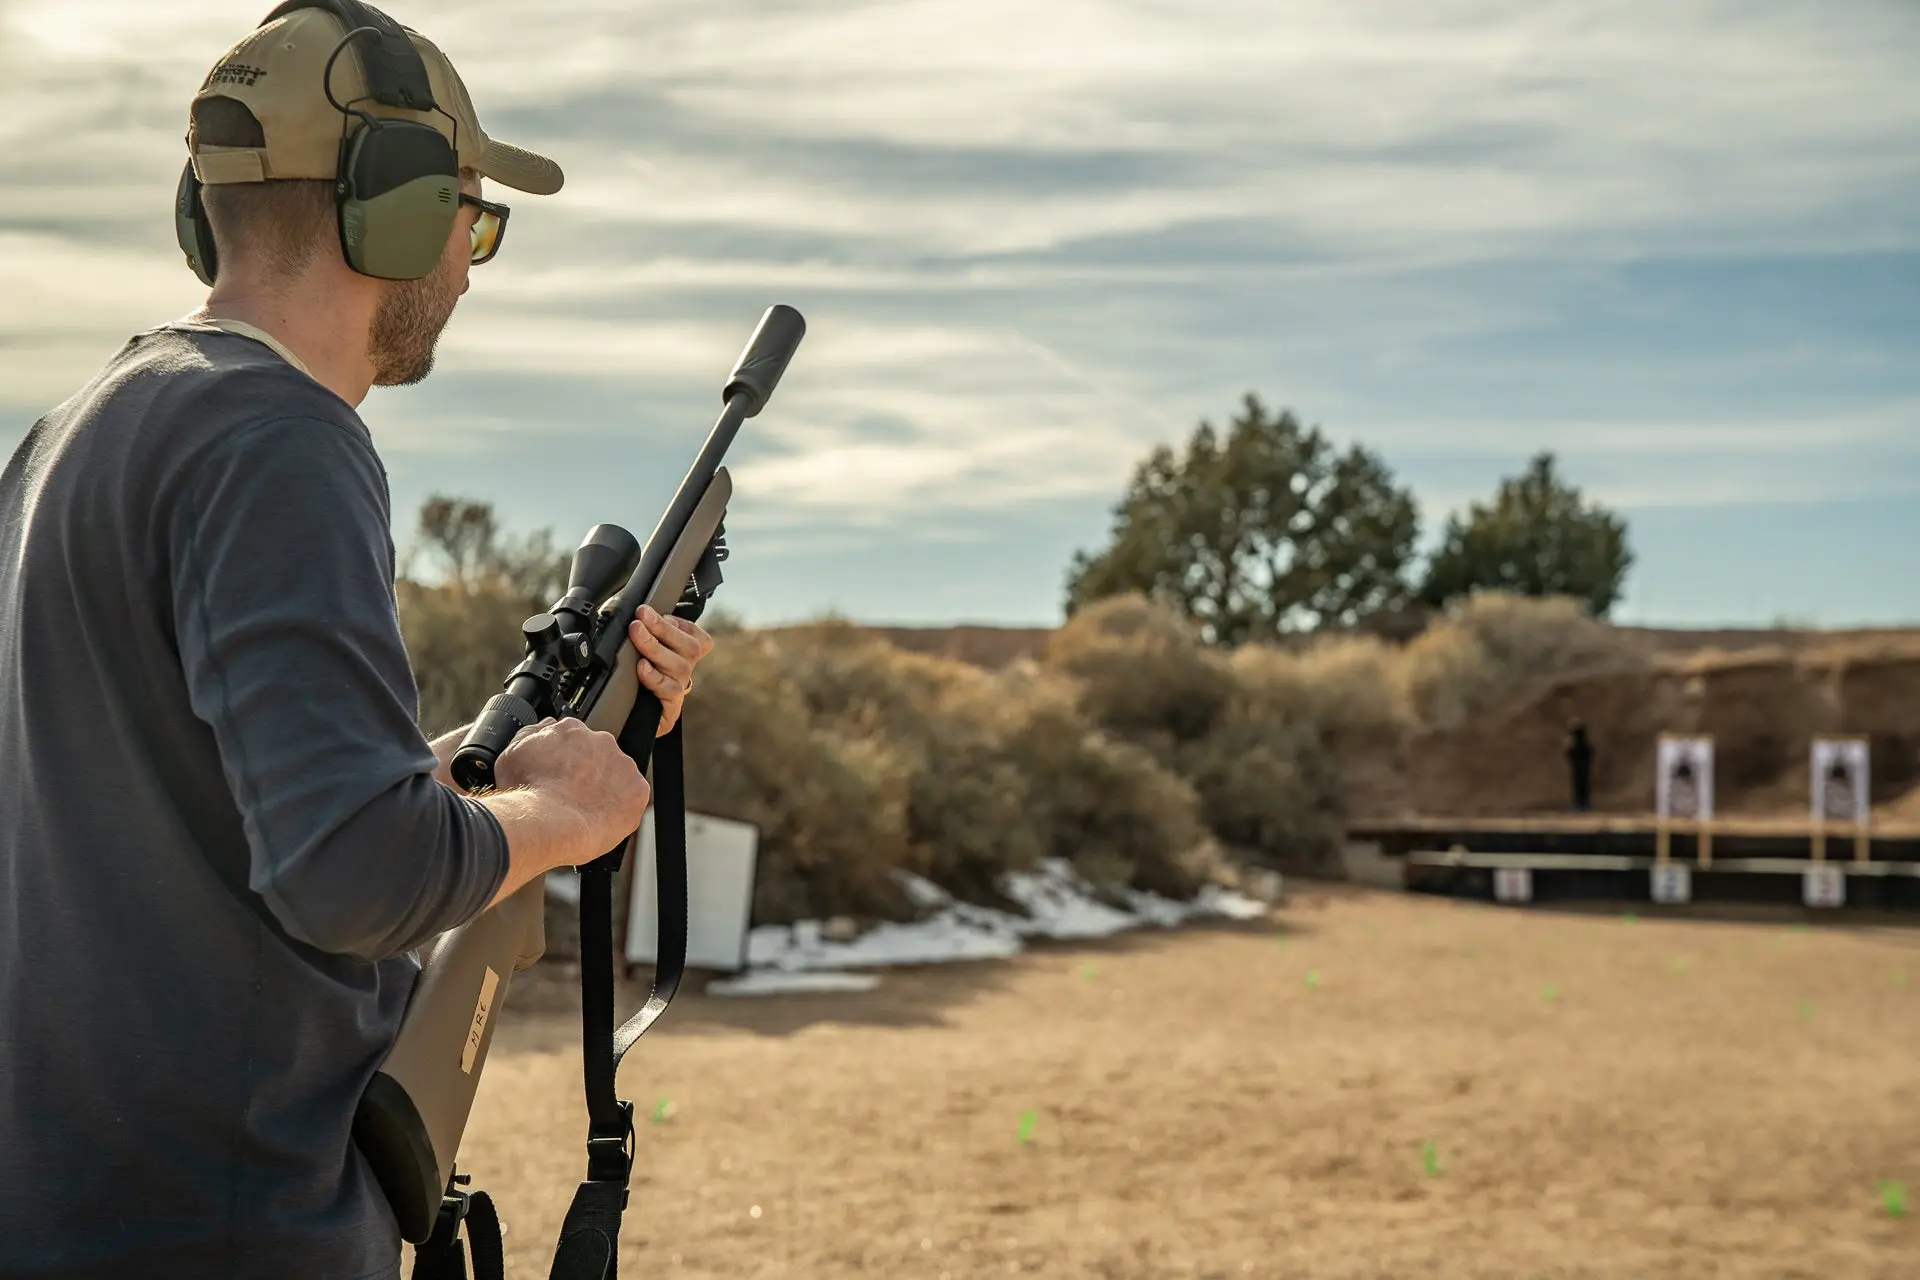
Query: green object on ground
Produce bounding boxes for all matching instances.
[1670,957,1690,974]
[1796,1000,1814,1021]
[1079,961,1097,980]
[1422,1141,1442,1177]
[1462,948,1476,959]
[1622,911,1637,923]
[1541,983,1558,1003]
[1017,1110,1037,1144]
[651,1097,673,1124]
[1882,1180,1907,1218]
[1894,970,1909,989]
[1305,970,1321,989]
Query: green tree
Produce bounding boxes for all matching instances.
[396,497,570,734]
[1419,452,1632,617]
[1065,394,1420,644]
[406,494,569,600]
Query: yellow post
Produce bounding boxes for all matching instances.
[1810,734,1871,868]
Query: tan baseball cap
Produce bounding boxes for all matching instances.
[187,7,562,195]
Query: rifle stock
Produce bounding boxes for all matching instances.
[352,882,544,1241]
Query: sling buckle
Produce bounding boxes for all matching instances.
[584,1101,636,1203]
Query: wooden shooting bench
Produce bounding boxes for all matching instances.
[1344,814,1920,912]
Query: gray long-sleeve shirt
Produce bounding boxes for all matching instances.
[0,323,510,1278]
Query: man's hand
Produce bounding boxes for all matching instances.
[628,605,715,735]
[493,717,652,865]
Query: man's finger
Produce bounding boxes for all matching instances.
[630,619,695,677]
[665,615,716,656]
[636,651,692,691]
[629,621,691,671]
[627,605,711,663]
[635,606,706,661]
[641,657,684,683]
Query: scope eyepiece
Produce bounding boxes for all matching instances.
[450,691,540,792]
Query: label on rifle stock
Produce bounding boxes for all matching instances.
[462,967,502,1075]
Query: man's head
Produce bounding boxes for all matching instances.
[362,168,475,386]
[185,3,561,386]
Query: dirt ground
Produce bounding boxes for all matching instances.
[446,887,1920,1278]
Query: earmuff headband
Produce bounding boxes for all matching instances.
[258,0,438,112]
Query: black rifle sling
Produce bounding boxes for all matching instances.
[410,716,690,1280]
[549,711,690,1280]
[411,1186,502,1280]
[407,1182,499,1280]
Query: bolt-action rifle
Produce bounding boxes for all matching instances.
[352,305,806,1280]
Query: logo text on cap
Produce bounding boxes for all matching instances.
[206,63,268,89]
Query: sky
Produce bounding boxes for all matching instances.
[1,0,1916,628]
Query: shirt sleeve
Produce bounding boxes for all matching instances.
[169,413,508,960]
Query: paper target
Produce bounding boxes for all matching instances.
[1651,863,1692,905]
[1656,736,1714,822]
[1493,867,1533,904]
[1810,737,1869,825]
[1803,864,1845,909]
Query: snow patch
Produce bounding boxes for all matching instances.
[734,859,1272,986]
[545,869,581,905]
[707,970,883,997]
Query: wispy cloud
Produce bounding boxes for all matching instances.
[1,0,1916,624]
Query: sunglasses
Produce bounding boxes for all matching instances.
[460,193,510,265]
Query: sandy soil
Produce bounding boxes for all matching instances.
[445,887,1920,1278]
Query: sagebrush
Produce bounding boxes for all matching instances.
[398,548,1624,921]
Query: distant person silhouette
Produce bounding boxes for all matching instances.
[1565,718,1595,812]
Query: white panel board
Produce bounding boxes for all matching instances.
[1657,736,1715,821]
[1493,867,1533,904]
[1650,863,1692,905]
[1811,738,1870,825]
[1803,864,1846,909]
[626,810,760,972]
[1341,840,1406,890]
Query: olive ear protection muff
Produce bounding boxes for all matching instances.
[174,0,460,286]
[175,159,221,287]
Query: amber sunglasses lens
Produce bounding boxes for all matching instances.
[470,209,503,264]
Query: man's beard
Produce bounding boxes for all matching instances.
[368,252,462,387]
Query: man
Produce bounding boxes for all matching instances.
[1565,717,1594,812]
[0,7,712,1277]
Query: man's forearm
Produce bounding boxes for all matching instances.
[475,787,594,911]
[431,722,638,912]
[429,722,570,911]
